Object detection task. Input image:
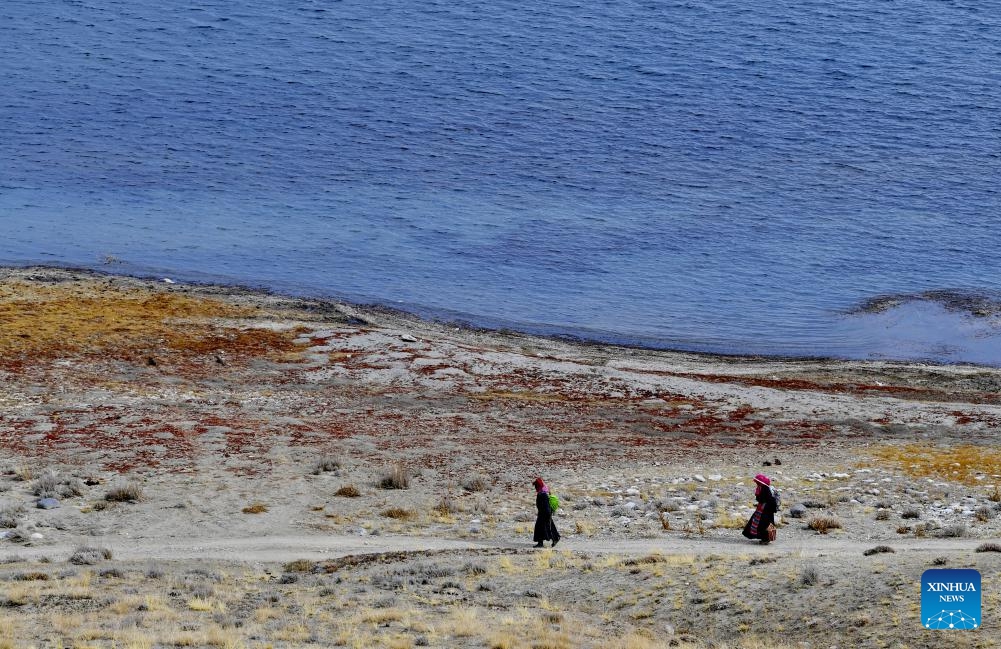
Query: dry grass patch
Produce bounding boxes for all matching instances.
[105,484,143,503]
[863,545,895,556]
[241,502,268,514]
[382,507,417,520]
[312,456,341,474]
[380,463,411,490]
[69,546,112,565]
[335,484,360,497]
[0,280,261,356]
[284,559,317,573]
[976,542,1001,553]
[872,443,1001,485]
[806,516,842,534]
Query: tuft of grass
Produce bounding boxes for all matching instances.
[806,516,842,534]
[896,525,912,534]
[380,463,411,490]
[461,474,488,492]
[312,456,341,475]
[975,506,996,522]
[12,571,50,581]
[382,507,417,521]
[938,524,967,538]
[0,505,22,529]
[187,597,215,612]
[989,484,1001,503]
[863,545,895,556]
[432,496,458,516]
[335,484,360,498]
[900,509,920,519]
[32,469,85,499]
[105,484,143,503]
[874,510,890,521]
[69,546,112,565]
[799,566,820,586]
[284,559,317,573]
[656,510,671,531]
[976,542,1001,553]
[242,502,268,514]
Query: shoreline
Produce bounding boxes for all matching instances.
[1,265,1000,647]
[5,262,1000,371]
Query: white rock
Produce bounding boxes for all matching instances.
[624,502,638,510]
[693,475,706,483]
[30,533,44,540]
[400,334,418,343]
[625,487,641,496]
[618,517,631,525]
[833,473,851,479]
[708,474,722,481]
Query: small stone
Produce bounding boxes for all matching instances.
[36,498,60,510]
[693,474,706,483]
[708,474,722,481]
[400,334,418,343]
[30,533,44,540]
[789,504,808,519]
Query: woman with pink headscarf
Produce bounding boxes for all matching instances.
[532,477,560,548]
[742,473,778,544]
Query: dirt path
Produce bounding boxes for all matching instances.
[15,533,988,563]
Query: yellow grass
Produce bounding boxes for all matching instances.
[187,597,219,612]
[241,502,268,514]
[446,608,480,637]
[0,617,16,649]
[871,443,1001,485]
[0,279,297,361]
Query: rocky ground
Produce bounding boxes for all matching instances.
[0,266,1000,648]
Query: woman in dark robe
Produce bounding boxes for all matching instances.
[532,477,560,548]
[742,473,777,544]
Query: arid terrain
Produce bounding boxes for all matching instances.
[1,266,1000,648]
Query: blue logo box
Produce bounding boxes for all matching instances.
[922,569,981,630]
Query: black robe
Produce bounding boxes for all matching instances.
[742,487,777,541]
[533,491,560,543]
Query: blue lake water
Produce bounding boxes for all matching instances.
[2,1,1000,364]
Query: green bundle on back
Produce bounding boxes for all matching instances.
[549,493,560,512]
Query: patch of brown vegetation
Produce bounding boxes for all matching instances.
[872,443,1001,485]
[0,280,298,367]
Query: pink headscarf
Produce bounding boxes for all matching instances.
[533,477,548,494]
[753,473,770,496]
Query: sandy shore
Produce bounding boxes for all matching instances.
[0,266,999,648]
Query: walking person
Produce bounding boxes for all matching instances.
[532,477,560,548]
[742,473,777,544]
